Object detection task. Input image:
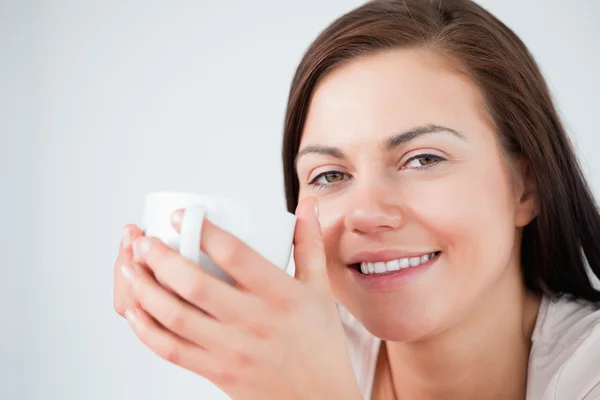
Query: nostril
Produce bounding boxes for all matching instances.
[346,213,404,235]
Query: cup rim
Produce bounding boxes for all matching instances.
[144,191,296,218]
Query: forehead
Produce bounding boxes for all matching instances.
[301,48,490,146]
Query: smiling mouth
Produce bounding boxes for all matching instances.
[350,251,441,275]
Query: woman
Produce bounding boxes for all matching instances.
[113,0,600,399]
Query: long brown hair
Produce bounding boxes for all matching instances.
[281,0,600,302]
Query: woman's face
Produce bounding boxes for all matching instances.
[296,49,537,341]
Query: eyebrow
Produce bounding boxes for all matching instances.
[294,124,467,169]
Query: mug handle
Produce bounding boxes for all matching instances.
[179,204,206,264]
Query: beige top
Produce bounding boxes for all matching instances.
[338,295,600,399]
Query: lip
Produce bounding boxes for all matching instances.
[345,249,439,265]
[350,252,441,291]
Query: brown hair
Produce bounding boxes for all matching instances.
[281,0,600,301]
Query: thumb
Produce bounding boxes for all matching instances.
[293,197,329,288]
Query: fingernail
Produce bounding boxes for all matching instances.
[125,308,138,326]
[121,264,136,281]
[121,227,131,249]
[314,200,319,218]
[171,209,184,225]
[132,238,150,261]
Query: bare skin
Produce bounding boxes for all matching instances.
[114,48,542,400]
[296,48,541,399]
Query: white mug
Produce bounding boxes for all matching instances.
[141,191,297,284]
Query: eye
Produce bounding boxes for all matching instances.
[403,153,445,169]
[308,171,349,188]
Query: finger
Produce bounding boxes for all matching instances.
[293,197,328,289]
[170,209,294,298]
[124,307,221,381]
[130,237,257,322]
[171,209,185,231]
[123,262,228,349]
[121,224,144,252]
[114,224,144,316]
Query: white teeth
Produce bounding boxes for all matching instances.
[359,252,438,275]
[374,262,386,273]
[361,263,368,274]
[387,259,400,271]
[399,258,409,269]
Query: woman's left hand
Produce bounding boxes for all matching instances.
[120,198,361,400]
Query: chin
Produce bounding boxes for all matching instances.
[338,292,449,342]
[330,262,460,342]
[360,308,442,342]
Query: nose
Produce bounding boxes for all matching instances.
[344,185,405,235]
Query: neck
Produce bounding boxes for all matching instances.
[385,268,542,400]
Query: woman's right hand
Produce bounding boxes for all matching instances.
[113,224,145,317]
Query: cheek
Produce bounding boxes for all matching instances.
[404,160,517,277]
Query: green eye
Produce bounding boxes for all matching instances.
[418,155,438,165]
[323,172,344,183]
[405,154,444,169]
[309,171,349,188]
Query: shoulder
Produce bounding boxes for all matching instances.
[528,295,600,400]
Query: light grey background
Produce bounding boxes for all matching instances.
[1,1,599,399]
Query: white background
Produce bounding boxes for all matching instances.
[2,1,599,399]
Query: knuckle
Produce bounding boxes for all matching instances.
[230,345,254,369]
[163,306,186,332]
[249,320,272,340]
[211,368,237,387]
[161,342,181,364]
[212,238,243,267]
[243,307,273,339]
[272,294,297,315]
[184,274,207,302]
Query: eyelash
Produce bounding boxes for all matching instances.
[308,153,445,189]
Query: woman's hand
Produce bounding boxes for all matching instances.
[116,198,362,400]
[113,224,144,317]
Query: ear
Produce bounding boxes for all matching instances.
[514,158,539,228]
